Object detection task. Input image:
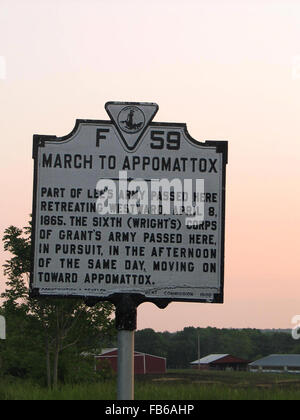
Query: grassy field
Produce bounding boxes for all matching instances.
[1,370,300,400]
[136,369,300,400]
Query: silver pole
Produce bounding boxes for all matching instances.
[197,328,200,370]
[115,295,137,401]
[117,330,134,400]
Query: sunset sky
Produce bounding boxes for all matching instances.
[1,0,300,332]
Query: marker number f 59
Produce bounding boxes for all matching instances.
[150,131,181,150]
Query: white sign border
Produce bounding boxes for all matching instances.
[30,107,228,306]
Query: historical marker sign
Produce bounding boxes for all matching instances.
[30,102,227,304]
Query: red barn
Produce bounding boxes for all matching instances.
[190,354,249,371]
[96,348,166,374]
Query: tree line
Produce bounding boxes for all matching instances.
[135,326,300,369]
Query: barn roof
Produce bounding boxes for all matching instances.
[249,354,300,367]
[100,348,117,355]
[97,348,166,360]
[190,354,229,365]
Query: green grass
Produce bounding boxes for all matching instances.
[135,370,300,400]
[2,370,300,400]
[0,379,117,400]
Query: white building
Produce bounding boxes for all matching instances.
[249,354,300,373]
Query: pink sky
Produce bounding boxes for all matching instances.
[1,0,300,331]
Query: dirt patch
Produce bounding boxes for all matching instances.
[256,384,273,389]
[275,379,300,385]
[192,381,220,385]
[233,382,250,388]
[152,377,186,382]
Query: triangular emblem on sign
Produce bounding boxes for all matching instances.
[105,101,159,151]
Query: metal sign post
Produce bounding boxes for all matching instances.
[197,328,200,370]
[29,101,228,400]
[115,295,137,400]
[117,330,134,400]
